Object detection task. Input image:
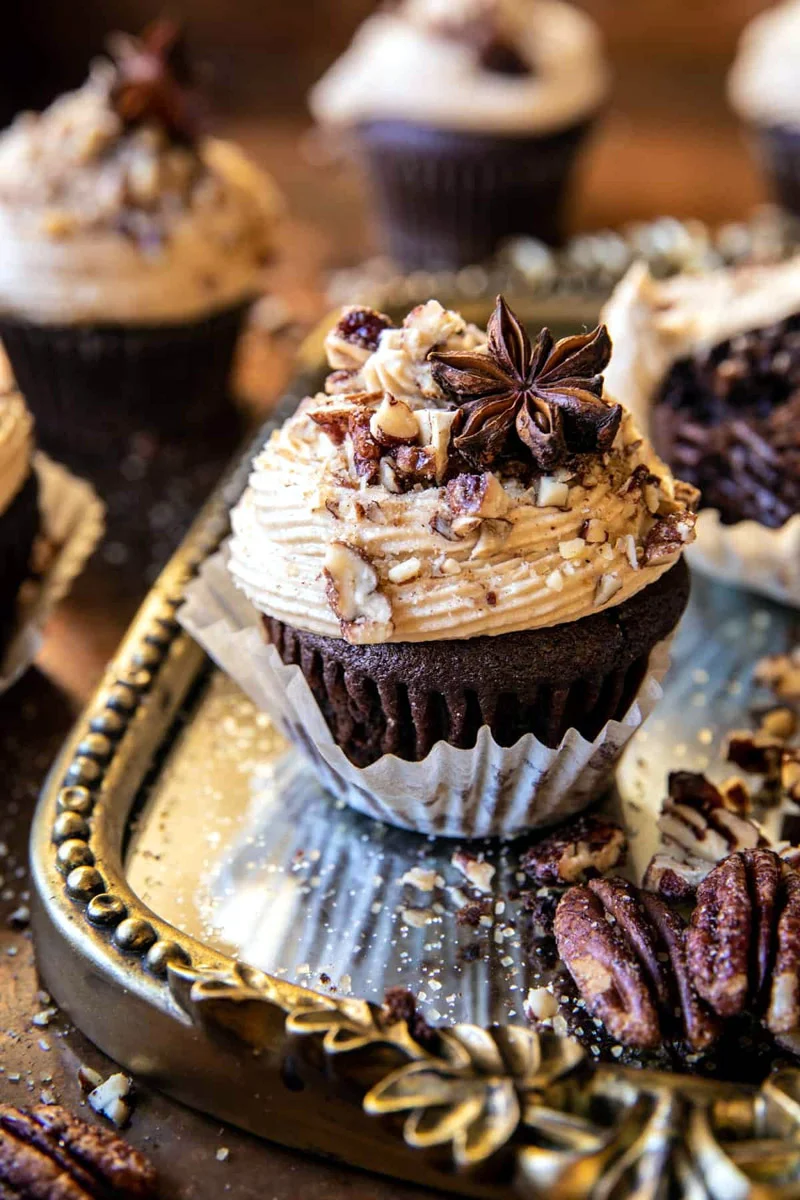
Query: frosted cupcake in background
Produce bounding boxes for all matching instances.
[729,0,800,218]
[310,0,609,270]
[0,387,39,658]
[602,257,800,607]
[0,21,282,462]
[222,297,697,837]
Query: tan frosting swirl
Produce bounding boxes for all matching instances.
[0,389,34,516]
[310,0,609,135]
[0,66,282,324]
[229,300,696,645]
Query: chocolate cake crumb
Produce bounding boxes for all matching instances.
[382,987,439,1052]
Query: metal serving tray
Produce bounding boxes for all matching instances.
[30,297,800,1199]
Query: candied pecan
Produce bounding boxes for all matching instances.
[554,884,661,1049]
[639,892,720,1052]
[687,852,752,1018]
[726,730,785,777]
[588,877,671,1009]
[0,1104,157,1198]
[766,867,800,1036]
[747,848,782,1000]
[556,877,719,1052]
[520,815,627,886]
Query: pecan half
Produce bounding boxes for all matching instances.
[588,877,670,1009]
[766,867,800,1036]
[555,877,717,1052]
[554,885,661,1049]
[520,814,627,886]
[0,1104,157,1197]
[640,892,720,1052]
[687,852,752,1018]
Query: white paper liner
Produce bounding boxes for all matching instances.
[179,548,674,838]
[0,453,105,693]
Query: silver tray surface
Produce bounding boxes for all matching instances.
[30,290,800,1199]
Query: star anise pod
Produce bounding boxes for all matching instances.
[108,18,199,145]
[430,296,622,472]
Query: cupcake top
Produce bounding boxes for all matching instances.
[229,297,697,645]
[309,0,609,135]
[0,22,282,325]
[728,0,800,129]
[0,388,34,517]
[602,259,800,529]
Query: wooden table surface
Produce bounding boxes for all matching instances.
[0,80,773,1198]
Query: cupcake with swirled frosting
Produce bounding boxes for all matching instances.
[227,297,697,836]
[729,0,800,219]
[0,387,39,657]
[0,20,281,461]
[310,0,609,269]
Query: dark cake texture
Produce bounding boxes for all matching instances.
[653,314,800,527]
[264,558,690,767]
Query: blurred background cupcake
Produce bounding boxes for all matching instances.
[603,256,800,606]
[310,0,610,270]
[0,20,282,466]
[729,0,800,221]
[0,385,38,658]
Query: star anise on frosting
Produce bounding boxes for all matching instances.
[108,18,199,144]
[430,296,622,472]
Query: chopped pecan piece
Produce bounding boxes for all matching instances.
[0,1104,157,1197]
[755,647,800,703]
[521,815,627,886]
[642,510,696,565]
[445,472,510,519]
[554,885,661,1049]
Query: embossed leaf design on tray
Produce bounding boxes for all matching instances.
[364,1024,585,1169]
[287,997,429,1059]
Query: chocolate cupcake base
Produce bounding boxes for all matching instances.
[358,118,594,271]
[264,558,690,769]
[0,470,40,658]
[0,302,250,466]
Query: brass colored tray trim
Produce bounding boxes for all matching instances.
[29,326,800,1200]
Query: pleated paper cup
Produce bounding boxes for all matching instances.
[179,550,673,840]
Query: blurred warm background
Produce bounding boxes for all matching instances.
[0,1,779,273]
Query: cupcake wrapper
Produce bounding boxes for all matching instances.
[0,453,105,693]
[179,550,673,839]
[753,124,800,217]
[358,118,593,271]
[0,303,250,464]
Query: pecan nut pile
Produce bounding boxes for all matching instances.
[686,849,800,1048]
[642,770,765,900]
[554,876,719,1051]
[0,1104,157,1198]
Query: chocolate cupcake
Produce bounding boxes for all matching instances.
[309,0,609,270]
[729,1,800,217]
[603,259,800,606]
[0,387,39,658]
[0,21,281,464]
[226,297,697,836]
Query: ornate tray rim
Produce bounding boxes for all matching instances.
[29,288,800,1200]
